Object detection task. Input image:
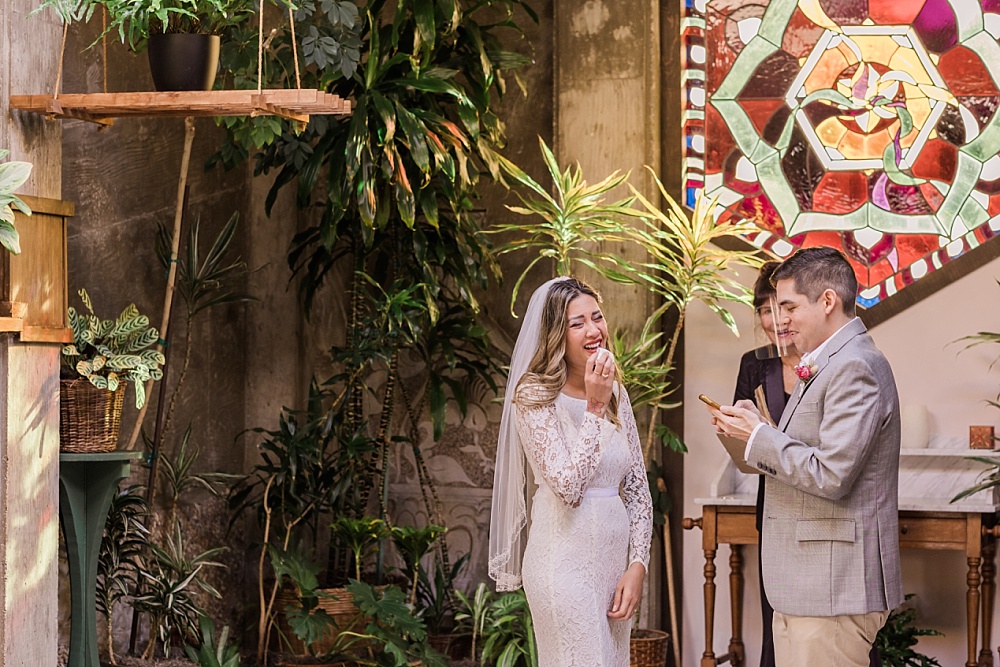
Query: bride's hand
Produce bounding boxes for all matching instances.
[585,347,615,417]
[607,562,645,620]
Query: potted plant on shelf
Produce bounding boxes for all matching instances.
[60,288,165,452]
[0,149,32,255]
[33,0,294,91]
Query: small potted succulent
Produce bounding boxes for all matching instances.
[60,288,164,451]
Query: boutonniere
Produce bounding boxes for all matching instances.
[795,361,819,382]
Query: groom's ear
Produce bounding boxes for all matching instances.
[819,288,839,315]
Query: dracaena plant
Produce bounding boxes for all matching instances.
[493,142,764,460]
[0,149,32,255]
[492,137,639,313]
[62,289,166,408]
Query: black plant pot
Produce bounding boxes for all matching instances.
[147,33,220,91]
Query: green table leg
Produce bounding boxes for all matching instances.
[59,452,139,667]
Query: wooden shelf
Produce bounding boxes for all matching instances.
[9,89,351,126]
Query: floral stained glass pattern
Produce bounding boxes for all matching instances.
[682,0,1000,307]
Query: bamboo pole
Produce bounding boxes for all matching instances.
[665,519,681,667]
[124,116,196,451]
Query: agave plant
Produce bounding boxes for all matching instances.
[0,149,32,255]
[184,614,240,667]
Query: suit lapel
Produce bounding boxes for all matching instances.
[777,318,867,432]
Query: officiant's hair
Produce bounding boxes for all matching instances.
[753,261,780,309]
[772,247,857,315]
[515,277,622,427]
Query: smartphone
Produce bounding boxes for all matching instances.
[698,393,722,410]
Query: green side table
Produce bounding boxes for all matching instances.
[59,452,141,667]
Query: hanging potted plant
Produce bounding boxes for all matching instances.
[60,288,165,452]
[33,0,294,91]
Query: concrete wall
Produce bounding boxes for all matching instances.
[1,1,66,665]
[682,257,1000,667]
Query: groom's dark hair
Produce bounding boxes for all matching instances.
[772,247,857,316]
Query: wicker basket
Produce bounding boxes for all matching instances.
[276,587,364,656]
[59,378,127,453]
[630,628,670,667]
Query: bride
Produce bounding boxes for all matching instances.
[489,277,653,667]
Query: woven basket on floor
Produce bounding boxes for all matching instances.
[59,378,127,453]
[276,587,364,656]
[630,628,670,667]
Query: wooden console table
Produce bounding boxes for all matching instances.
[684,500,998,667]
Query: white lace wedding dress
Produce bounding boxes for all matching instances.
[514,388,653,667]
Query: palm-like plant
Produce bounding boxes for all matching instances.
[157,425,235,539]
[627,177,763,461]
[629,176,762,351]
[96,486,149,666]
[492,137,638,312]
[492,139,763,459]
[331,516,389,582]
[132,523,226,659]
[389,524,445,605]
[154,211,254,444]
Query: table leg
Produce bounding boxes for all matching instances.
[980,539,996,667]
[59,457,133,667]
[728,545,745,667]
[968,554,983,667]
[702,548,718,667]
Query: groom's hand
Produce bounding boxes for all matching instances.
[708,399,763,441]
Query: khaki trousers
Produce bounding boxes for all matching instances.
[773,609,890,667]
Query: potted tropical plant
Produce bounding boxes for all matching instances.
[0,149,32,255]
[33,0,294,90]
[60,288,165,452]
[228,382,379,663]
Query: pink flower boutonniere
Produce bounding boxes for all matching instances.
[795,362,818,382]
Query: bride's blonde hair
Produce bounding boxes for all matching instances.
[514,278,622,427]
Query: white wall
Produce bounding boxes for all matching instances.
[681,255,1000,667]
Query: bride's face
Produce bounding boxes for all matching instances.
[563,294,609,376]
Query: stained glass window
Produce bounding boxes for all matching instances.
[682,0,1000,308]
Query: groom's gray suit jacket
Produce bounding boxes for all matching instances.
[748,317,903,617]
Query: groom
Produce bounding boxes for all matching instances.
[711,246,902,667]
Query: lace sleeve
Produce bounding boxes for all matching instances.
[619,388,653,571]
[515,401,618,508]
